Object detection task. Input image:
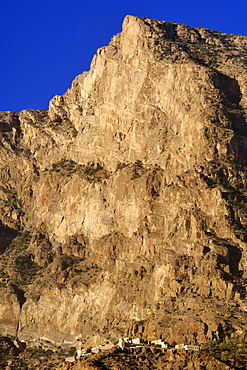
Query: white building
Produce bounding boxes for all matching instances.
[118,338,126,350]
[175,344,201,351]
[184,345,201,351]
[151,339,167,348]
[175,344,184,350]
[132,338,143,345]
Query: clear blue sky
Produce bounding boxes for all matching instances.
[1,0,247,112]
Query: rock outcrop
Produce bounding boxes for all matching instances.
[1,15,247,347]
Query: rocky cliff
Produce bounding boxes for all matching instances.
[1,15,247,347]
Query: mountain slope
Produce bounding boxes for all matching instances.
[1,15,247,347]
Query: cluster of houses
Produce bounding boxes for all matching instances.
[118,337,201,351]
[118,337,168,350]
[65,334,201,363]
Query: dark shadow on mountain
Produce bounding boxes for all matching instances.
[0,220,18,254]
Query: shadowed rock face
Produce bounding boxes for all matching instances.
[1,15,247,347]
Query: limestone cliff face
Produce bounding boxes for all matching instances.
[1,15,247,346]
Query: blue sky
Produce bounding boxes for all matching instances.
[1,0,247,112]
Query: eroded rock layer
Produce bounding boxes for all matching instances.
[1,15,247,346]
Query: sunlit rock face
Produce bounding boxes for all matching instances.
[1,15,247,346]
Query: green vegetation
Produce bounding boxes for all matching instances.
[49,116,78,138]
[8,230,32,253]
[131,160,146,179]
[0,230,43,286]
[0,335,76,370]
[205,338,247,369]
[199,159,247,244]
[47,159,111,183]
